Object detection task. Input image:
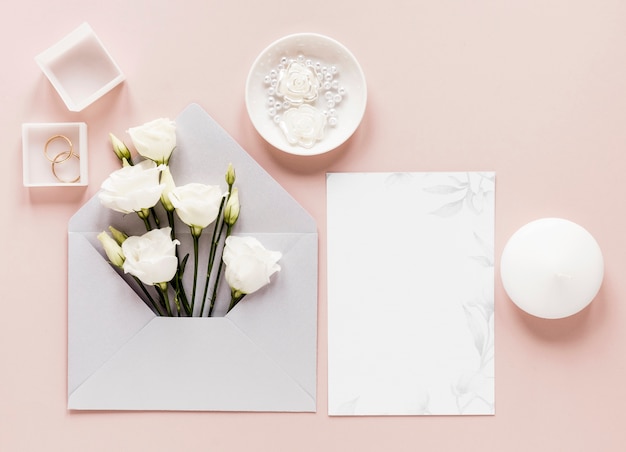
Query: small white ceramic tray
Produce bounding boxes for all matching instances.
[246,33,367,156]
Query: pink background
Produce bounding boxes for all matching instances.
[2,0,626,450]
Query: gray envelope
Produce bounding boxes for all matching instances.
[68,104,318,411]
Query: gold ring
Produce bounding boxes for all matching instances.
[44,134,73,163]
[51,150,80,183]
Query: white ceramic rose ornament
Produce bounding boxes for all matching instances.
[268,58,340,149]
[276,61,321,104]
[279,104,327,148]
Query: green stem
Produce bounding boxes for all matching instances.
[190,231,200,315]
[151,207,161,228]
[140,215,151,231]
[157,283,173,317]
[167,210,177,240]
[132,276,164,316]
[208,225,232,317]
[173,291,181,316]
[228,291,245,313]
[200,197,227,317]
[166,209,191,316]
[174,271,191,316]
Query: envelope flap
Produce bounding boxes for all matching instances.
[227,232,318,398]
[69,318,316,411]
[68,233,155,395]
[69,103,316,234]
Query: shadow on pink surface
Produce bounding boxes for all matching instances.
[511,284,609,343]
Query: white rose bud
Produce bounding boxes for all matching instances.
[108,226,128,245]
[121,228,180,286]
[109,133,132,163]
[225,163,236,187]
[98,159,165,214]
[159,166,176,212]
[223,236,281,296]
[127,118,177,164]
[223,187,240,227]
[169,183,224,236]
[97,231,125,268]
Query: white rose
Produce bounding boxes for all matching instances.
[276,61,320,105]
[122,227,180,286]
[99,159,165,214]
[279,104,327,148]
[223,236,282,296]
[127,118,177,164]
[169,183,224,235]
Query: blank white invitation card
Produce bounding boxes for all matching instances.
[327,172,495,415]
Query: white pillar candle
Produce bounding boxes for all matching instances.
[500,218,604,319]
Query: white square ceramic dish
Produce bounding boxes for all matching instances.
[35,23,124,112]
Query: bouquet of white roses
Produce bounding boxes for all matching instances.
[96,118,282,317]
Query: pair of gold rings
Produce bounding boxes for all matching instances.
[44,135,80,183]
